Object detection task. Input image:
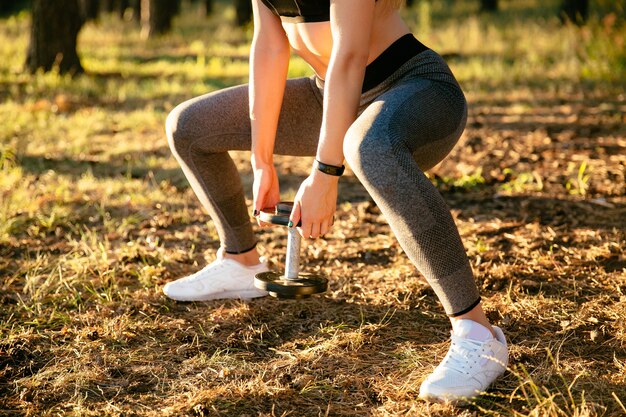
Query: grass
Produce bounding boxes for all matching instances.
[1,0,625,416]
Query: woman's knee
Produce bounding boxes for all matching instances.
[167,86,249,159]
[165,102,193,158]
[343,128,363,174]
[166,98,221,159]
[343,122,392,178]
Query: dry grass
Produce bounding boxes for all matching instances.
[1,0,625,416]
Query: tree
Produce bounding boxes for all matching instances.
[100,0,139,19]
[140,0,181,39]
[80,0,100,22]
[119,0,130,17]
[560,0,589,24]
[26,0,84,74]
[130,0,141,21]
[119,0,142,20]
[234,0,252,26]
[203,0,214,16]
[480,0,498,12]
[101,0,116,12]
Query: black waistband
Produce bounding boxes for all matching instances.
[362,34,429,93]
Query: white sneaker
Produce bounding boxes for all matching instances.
[419,319,508,402]
[162,256,269,301]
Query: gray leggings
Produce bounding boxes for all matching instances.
[166,50,480,316]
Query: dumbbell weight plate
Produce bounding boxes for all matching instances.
[255,271,328,299]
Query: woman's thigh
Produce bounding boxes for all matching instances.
[167,76,323,155]
[352,78,467,171]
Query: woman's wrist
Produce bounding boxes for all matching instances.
[315,152,344,166]
[311,166,340,183]
[314,159,345,177]
[251,153,273,169]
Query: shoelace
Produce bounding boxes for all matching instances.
[440,335,488,375]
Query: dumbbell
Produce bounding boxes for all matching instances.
[254,202,328,299]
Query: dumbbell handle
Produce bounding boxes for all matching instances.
[258,202,301,281]
[285,226,301,280]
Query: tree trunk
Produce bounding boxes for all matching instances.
[234,0,252,26]
[81,0,100,21]
[203,0,213,16]
[480,0,498,12]
[132,0,141,21]
[141,0,180,38]
[26,0,84,74]
[101,0,116,12]
[118,0,131,18]
[560,0,589,24]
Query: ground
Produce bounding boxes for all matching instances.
[0,1,625,416]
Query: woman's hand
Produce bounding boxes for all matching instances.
[252,161,281,227]
[290,170,339,239]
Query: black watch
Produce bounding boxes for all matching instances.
[315,159,345,176]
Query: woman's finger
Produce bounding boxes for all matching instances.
[253,188,266,216]
[289,200,301,229]
[298,211,312,239]
[297,207,313,239]
[309,222,321,239]
[320,219,330,237]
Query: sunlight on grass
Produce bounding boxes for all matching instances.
[473,349,614,417]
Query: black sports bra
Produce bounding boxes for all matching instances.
[259,0,329,23]
[260,0,382,23]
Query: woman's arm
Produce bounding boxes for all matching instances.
[315,0,376,166]
[290,0,376,239]
[249,1,290,214]
[250,0,290,165]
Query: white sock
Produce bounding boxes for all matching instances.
[452,319,493,342]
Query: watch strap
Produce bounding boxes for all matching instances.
[315,159,345,176]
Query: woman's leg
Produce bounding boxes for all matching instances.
[345,72,508,400]
[345,76,480,317]
[166,77,323,255]
[163,77,323,300]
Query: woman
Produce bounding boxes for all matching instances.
[163,0,508,401]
